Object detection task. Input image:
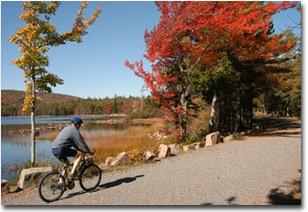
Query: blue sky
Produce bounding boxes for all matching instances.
[1,1,301,98]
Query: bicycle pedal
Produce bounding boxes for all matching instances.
[67,181,75,190]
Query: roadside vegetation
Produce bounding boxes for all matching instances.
[89,118,169,163]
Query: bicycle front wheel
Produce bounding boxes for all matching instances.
[79,164,102,191]
[38,171,65,203]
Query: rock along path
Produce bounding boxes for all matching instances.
[2,134,301,205]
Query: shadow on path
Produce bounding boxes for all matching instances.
[254,131,301,137]
[200,196,238,206]
[250,117,301,137]
[60,175,144,201]
[268,170,301,205]
[99,175,144,189]
[201,174,302,206]
[268,187,301,205]
[226,196,238,205]
[254,117,301,130]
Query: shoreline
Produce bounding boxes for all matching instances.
[1,113,127,118]
[1,114,128,136]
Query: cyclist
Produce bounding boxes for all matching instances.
[51,117,94,182]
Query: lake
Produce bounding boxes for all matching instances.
[1,114,125,125]
[1,115,125,181]
[1,135,56,181]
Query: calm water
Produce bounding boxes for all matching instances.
[1,115,125,180]
[1,136,56,180]
[1,114,125,125]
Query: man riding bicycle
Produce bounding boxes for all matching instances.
[52,117,94,182]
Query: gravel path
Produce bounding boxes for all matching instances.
[2,135,301,205]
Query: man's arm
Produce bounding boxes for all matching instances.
[71,128,91,153]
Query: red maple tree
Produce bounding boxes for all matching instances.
[125,1,296,142]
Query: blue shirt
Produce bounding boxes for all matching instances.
[52,124,90,153]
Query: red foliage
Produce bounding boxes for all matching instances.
[124,60,179,114]
[125,1,296,140]
[145,1,295,65]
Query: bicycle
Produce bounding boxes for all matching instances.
[38,153,102,203]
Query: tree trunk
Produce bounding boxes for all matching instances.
[235,94,241,133]
[141,98,144,110]
[209,92,218,133]
[178,116,187,142]
[248,99,253,130]
[179,86,190,141]
[30,78,36,166]
[262,95,266,115]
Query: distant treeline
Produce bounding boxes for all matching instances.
[35,96,162,118]
[1,90,162,118]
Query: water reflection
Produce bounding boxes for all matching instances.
[1,114,126,125]
[1,135,55,180]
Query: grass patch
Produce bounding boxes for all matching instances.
[85,118,166,163]
[37,131,59,140]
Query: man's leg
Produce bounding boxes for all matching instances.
[59,158,70,184]
[62,159,70,177]
[70,152,85,176]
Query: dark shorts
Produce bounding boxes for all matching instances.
[52,147,77,163]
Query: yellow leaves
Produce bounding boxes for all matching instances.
[15,24,40,38]
[48,4,57,11]
[24,70,33,79]
[38,46,48,53]
[84,7,102,27]
[47,2,60,13]
[23,2,32,9]
[80,1,88,11]
[69,1,102,41]
[84,18,95,27]
[60,32,73,41]
[11,48,49,70]
[11,57,23,68]
[75,1,88,24]
[45,24,56,33]
[28,31,37,43]
[15,27,25,35]
[21,82,33,114]
[19,10,36,21]
[8,35,17,44]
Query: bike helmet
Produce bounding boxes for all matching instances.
[71,117,83,124]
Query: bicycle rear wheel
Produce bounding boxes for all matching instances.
[79,164,102,191]
[38,171,65,203]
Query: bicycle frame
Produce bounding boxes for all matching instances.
[60,154,94,180]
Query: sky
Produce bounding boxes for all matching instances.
[1,1,301,99]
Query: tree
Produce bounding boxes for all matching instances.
[125,60,189,141]
[9,1,102,165]
[255,52,301,117]
[125,1,295,141]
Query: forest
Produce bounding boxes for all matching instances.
[1,90,161,118]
